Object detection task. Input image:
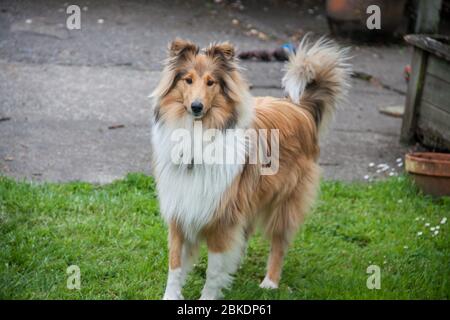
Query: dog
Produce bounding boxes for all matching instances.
[150,37,351,299]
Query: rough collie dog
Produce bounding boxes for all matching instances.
[150,37,351,299]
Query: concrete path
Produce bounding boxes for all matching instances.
[0,0,410,183]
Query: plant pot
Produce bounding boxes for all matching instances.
[405,152,450,197]
[326,0,407,38]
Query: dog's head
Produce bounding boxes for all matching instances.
[151,39,251,129]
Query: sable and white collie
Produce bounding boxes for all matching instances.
[150,37,351,299]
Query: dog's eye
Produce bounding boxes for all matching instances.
[185,78,193,84]
[207,80,214,87]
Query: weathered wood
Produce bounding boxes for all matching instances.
[422,73,450,113]
[427,54,450,82]
[417,100,450,150]
[414,0,442,34]
[402,34,450,150]
[401,48,428,143]
[419,100,450,136]
[404,35,450,62]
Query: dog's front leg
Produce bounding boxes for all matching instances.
[200,230,245,300]
[164,221,195,300]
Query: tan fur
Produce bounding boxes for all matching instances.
[153,39,248,130]
[152,38,350,289]
[197,97,321,283]
[168,221,184,269]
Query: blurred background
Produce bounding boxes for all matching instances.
[0,0,449,184]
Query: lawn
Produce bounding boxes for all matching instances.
[0,173,448,299]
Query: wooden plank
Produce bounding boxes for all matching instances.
[422,73,450,113]
[401,48,428,143]
[419,100,450,135]
[417,100,450,150]
[427,55,450,82]
[404,35,450,62]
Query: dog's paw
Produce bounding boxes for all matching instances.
[259,276,278,289]
[163,289,184,300]
[199,289,222,300]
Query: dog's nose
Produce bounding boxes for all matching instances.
[191,101,204,115]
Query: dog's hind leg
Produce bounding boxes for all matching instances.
[163,221,199,300]
[261,167,319,289]
[200,227,246,300]
[260,232,290,289]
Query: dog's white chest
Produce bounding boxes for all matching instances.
[151,122,244,240]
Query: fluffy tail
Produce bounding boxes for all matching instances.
[282,37,351,133]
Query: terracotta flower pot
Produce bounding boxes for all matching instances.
[405,152,450,197]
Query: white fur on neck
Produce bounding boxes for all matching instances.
[152,103,252,241]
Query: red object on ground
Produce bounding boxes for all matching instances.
[404,64,411,82]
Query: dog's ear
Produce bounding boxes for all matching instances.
[168,38,198,57]
[206,42,235,60]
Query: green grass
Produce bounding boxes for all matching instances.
[0,173,449,299]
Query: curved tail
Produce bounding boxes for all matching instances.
[282,37,352,133]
